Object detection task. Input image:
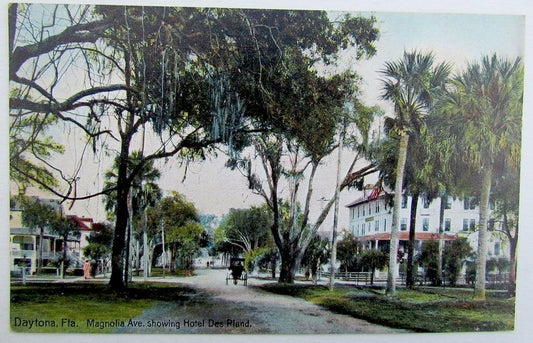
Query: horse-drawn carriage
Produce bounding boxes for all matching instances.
[226,257,247,286]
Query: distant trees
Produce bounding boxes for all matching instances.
[216,205,273,254]
[18,196,82,277]
[417,240,440,286]
[167,221,207,276]
[214,204,279,274]
[49,216,80,278]
[212,227,242,263]
[443,238,473,286]
[83,223,114,264]
[301,235,329,283]
[360,249,388,285]
[20,197,59,274]
[336,231,361,273]
[147,192,206,275]
[418,238,472,286]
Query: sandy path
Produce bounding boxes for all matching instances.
[114,268,407,334]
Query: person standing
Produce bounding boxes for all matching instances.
[83,259,91,279]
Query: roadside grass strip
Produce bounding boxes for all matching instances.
[258,283,515,332]
[10,282,199,333]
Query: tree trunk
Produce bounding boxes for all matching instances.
[329,125,344,291]
[109,142,132,290]
[508,235,517,297]
[143,225,148,281]
[328,238,337,289]
[312,258,320,285]
[502,199,517,297]
[125,192,133,286]
[170,245,176,272]
[110,47,135,290]
[38,227,44,274]
[62,236,68,279]
[406,192,419,289]
[474,167,492,300]
[387,132,409,296]
[437,194,446,286]
[278,244,301,283]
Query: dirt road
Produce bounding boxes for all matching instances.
[114,268,407,334]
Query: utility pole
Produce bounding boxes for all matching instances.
[143,208,148,281]
[161,219,166,278]
[125,190,133,287]
[329,119,345,291]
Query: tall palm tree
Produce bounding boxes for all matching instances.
[380,51,452,295]
[441,54,523,299]
[104,151,162,219]
[424,105,464,286]
[103,150,162,281]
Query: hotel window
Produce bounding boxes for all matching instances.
[369,204,372,215]
[463,219,469,231]
[423,197,430,209]
[375,220,379,232]
[445,196,452,209]
[376,201,380,213]
[362,223,365,235]
[464,197,477,210]
[384,219,387,232]
[422,218,429,231]
[363,207,365,216]
[470,219,476,230]
[400,218,407,231]
[444,218,451,232]
[401,195,408,208]
[494,242,500,256]
[357,207,360,218]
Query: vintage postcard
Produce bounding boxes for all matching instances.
[3,0,531,342]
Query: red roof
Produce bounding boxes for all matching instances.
[345,196,366,208]
[67,215,94,231]
[358,232,457,241]
[345,189,386,208]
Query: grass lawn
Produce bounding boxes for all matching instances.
[10,282,199,333]
[258,283,515,332]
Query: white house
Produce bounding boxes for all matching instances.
[9,198,97,275]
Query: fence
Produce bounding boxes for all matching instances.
[321,271,373,285]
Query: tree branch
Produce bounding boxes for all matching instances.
[11,164,116,201]
[10,84,131,113]
[10,18,114,77]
